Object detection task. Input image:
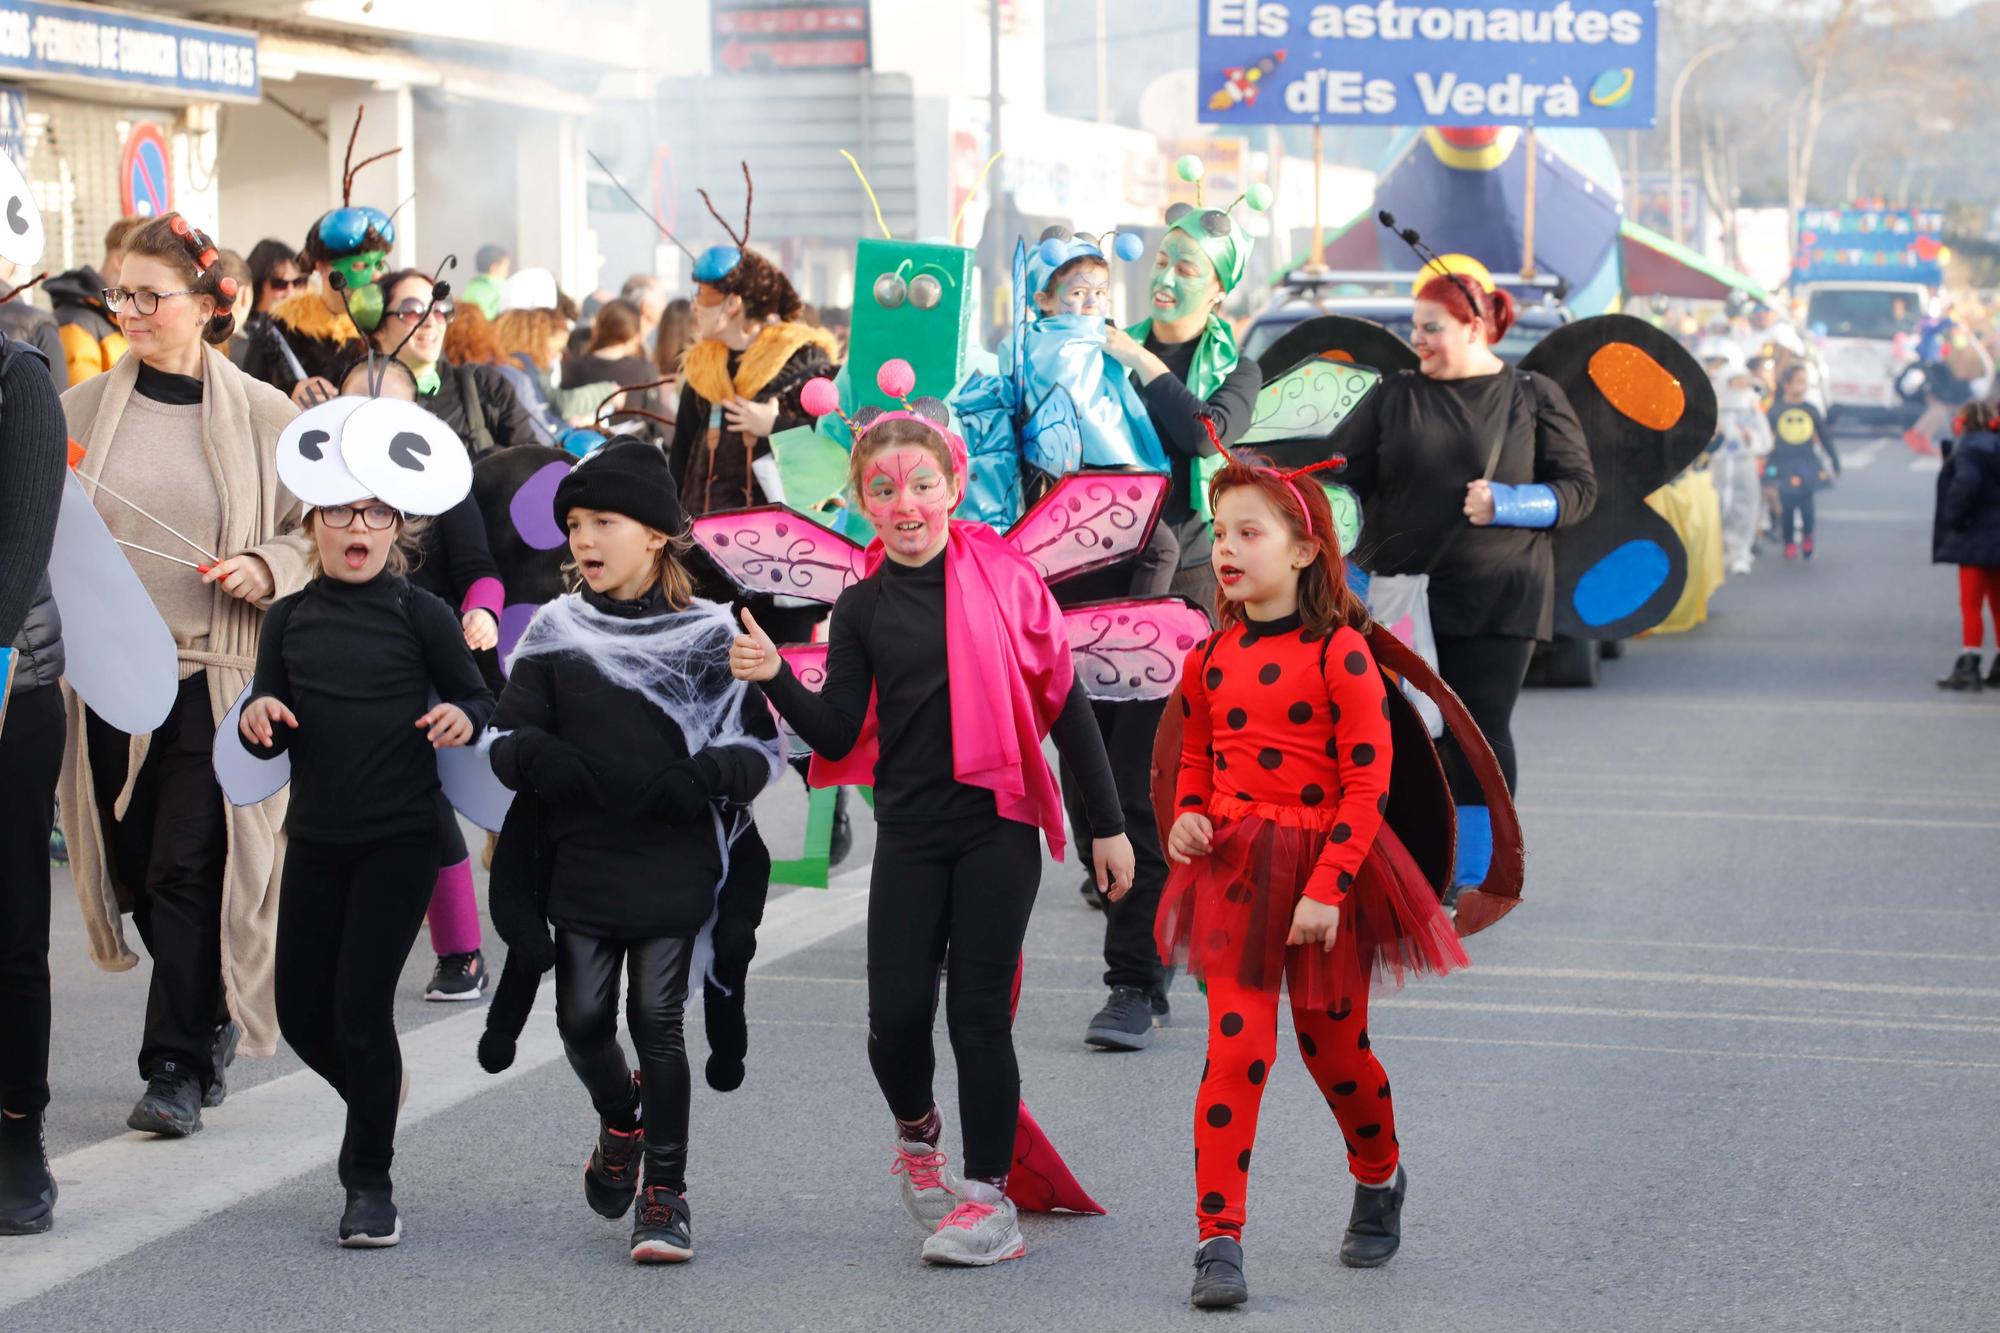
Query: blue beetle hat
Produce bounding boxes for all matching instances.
[305,106,400,267]
[1025,224,1147,298]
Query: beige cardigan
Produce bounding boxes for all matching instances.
[57,344,310,1059]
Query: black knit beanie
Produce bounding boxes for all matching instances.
[552,440,686,537]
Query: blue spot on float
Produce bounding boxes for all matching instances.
[1572,539,1669,628]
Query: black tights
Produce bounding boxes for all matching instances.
[275,832,439,1191]
[0,686,64,1116]
[554,931,692,1191]
[867,815,1040,1182]
[1433,634,1535,798]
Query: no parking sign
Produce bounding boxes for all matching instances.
[119,123,172,218]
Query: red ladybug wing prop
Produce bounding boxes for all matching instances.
[1004,954,1105,1214]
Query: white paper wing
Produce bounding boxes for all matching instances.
[49,473,177,734]
[212,684,292,807]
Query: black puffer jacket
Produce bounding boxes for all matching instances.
[8,572,61,696]
[1935,431,2000,568]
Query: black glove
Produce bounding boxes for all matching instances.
[642,757,714,824]
[524,737,602,806]
[703,977,747,1092]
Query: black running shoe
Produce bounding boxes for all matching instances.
[338,1186,400,1248]
[585,1122,645,1219]
[1339,1167,1406,1268]
[424,950,488,1003]
[126,1062,202,1137]
[1084,986,1155,1051]
[1191,1236,1248,1309]
[1079,874,1104,911]
[47,828,66,866]
[202,1020,241,1109]
[630,1186,693,1263]
[0,1114,57,1235]
[828,787,854,869]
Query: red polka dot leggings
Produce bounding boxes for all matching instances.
[1194,949,1398,1241]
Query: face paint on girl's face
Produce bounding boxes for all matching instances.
[1038,263,1111,318]
[860,446,957,565]
[1150,232,1220,323]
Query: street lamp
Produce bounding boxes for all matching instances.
[1669,40,1731,247]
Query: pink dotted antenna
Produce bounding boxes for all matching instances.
[800,376,855,432]
[876,358,916,405]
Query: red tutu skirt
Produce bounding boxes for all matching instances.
[1155,803,1469,1010]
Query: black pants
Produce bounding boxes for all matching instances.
[555,930,693,1191]
[1433,634,1536,799]
[1780,489,1817,542]
[1061,696,1170,994]
[274,831,439,1191]
[0,686,65,1116]
[84,672,230,1088]
[868,815,1040,1182]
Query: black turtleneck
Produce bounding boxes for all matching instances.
[244,571,494,843]
[135,360,204,405]
[763,550,1124,837]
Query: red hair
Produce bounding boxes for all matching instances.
[1207,457,1369,639]
[1416,274,1516,344]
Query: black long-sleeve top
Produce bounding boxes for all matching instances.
[407,490,503,615]
[761,551,1124,837]
[1337,369,1597,640]
[488,586,780,938]
[243,572,495,844]
[1140,330,1263,537]
[0,340,67,647]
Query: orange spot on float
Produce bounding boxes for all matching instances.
[1319,349,1355,363]
[1587,343,1685,432]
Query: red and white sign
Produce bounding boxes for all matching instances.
[712,0,871,73]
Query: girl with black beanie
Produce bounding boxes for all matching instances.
[489,441,782,1265]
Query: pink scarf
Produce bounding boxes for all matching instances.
[809,522,1075,859]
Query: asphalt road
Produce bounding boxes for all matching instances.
[8,435,1997,1331]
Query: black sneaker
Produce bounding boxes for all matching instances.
[1150,987,1172,1029]
[1939,653,1984,692]
[1084,986,1155,1051]
[424,950,489,1002]
[630,1185,693,1263]
[202,1020,241,1109]
[0,1113,57,1235]
[337,1186,401,1248]
[585,1122,645,1219]
[47,827,66,866]
[1339,1167,1406,1268]
[1988,657,2000,689]
[1079,874,1104,911]
[828,787,854,869]
[1191,1236,1248,1309]
[126,1062,202,1137]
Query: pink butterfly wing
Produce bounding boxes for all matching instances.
[1006,472,1168,585]
[689,505,868,604]
[1063,597,1211,703]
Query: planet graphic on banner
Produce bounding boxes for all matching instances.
[1588,68,1635,109]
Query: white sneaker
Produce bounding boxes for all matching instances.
[919,1182,1025,1266]
[891,1139,963,1231]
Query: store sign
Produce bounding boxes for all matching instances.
[0,1,259,103]
[1793,208,1948,286]
[1197,0,1658,128]
[712,0,871,73]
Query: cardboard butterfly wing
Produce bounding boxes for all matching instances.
[472,445,575,672]
[1255,315,1421,383]
[50,472,179,734]
[1004,471,1168,586]
[1235,355,1384,468]
[1517,315,1718,641]
[689,505,871,607]
[1063,598,1212,704]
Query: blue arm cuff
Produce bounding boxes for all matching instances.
[1488,482,1559,529]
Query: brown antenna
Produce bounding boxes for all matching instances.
[340,105,402,206]
[697,161,753,249]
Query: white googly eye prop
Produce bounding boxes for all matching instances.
[0,151,45,268]
[339,398,472,516]
[275,396,369,507]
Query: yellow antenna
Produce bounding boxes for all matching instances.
[840,150,892,241]
[949,152,1003,248]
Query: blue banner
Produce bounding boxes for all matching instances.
[0,1,259,103]
[1197,0,1657,129]
[1792,208,1947,286]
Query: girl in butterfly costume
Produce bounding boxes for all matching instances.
[1160,458,1469,1309]
[729,380,1136,1268]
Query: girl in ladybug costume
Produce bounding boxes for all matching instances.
[1159,457,1468,1309]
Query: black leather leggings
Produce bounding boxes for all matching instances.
[554,930,693,1190]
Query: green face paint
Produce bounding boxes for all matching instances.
[1149,231,1220,324]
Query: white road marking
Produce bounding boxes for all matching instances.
[1510,934,2000,965]
[1910,455,1943,473]
[1516,803,2000,832]
[0,874,872,1310]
